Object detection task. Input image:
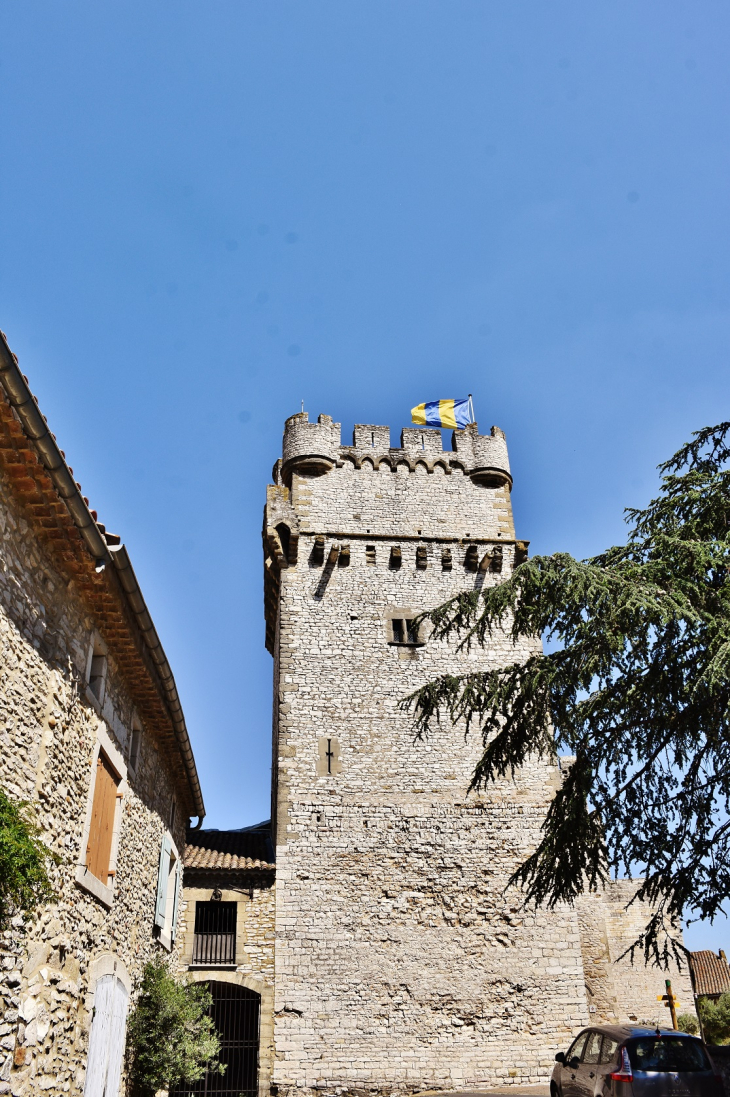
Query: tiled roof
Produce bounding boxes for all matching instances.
[184,821,275,872]
[690,951,730,997]
[0,332,203,817]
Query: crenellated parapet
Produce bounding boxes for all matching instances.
[280,414,512,486]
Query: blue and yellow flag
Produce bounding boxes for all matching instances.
[411,398,471,430]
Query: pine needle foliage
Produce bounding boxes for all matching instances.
[0,784,58,926]
[403,423,730,964]
[126,956,224,1097]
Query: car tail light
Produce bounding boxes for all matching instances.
[610,1047,633,1084]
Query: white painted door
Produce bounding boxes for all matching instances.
[84,975,129,1097]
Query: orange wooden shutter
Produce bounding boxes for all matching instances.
[86,753,119,881]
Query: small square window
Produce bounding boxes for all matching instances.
[389,618,422,646]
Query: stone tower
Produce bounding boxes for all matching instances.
[263,413,589,1096]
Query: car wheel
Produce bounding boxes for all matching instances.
[551,1083,562,1097]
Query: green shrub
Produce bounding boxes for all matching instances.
[699,994,730,1045]
[126,956,224,1097]
[677,1013,699,1035]
[0,784,58,926]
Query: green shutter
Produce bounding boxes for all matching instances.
[170,857,182,942]
[154,835,171,928]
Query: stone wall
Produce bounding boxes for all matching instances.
[177,881,276,1097]
[576,883,694,1027]
[266,417,590,1096]
[0,468,188,1097]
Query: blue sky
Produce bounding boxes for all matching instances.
[1,2,728,950]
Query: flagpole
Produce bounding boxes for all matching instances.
[468,393,475,425]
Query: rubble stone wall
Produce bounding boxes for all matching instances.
[266,418,590,1096]
[0,470,187,1097]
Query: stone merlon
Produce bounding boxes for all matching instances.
[280,412,512,489]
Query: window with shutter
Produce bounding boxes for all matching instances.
[171,857,182,942]
[154,834,181,949]
[154,836,172,929]
[86,753,120,883]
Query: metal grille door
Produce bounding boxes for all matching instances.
[192,902,237,966]
[171,981,260,1097]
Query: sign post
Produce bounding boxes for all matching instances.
[657,980,679,1030]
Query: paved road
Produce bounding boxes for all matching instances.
[418,1088,550,1097]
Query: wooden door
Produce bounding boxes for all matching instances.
[83,974,129,1097]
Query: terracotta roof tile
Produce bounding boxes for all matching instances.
[184,822,275,873]
[690,950,730,997]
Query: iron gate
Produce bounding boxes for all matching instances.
[171,981,260,1097]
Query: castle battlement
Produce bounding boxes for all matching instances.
[264,410,519,657]
[280,411,511,486]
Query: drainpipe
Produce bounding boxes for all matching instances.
[0,331,205,822]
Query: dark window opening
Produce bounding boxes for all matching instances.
[390,618,421,646]
[129,722,142,771]
[192,901,237,966]
[88,637,108,703]
[275,523,291,562]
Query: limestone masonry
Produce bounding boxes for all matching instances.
[260,412,692,1096]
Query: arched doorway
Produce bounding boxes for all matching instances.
[172,981,260,1097]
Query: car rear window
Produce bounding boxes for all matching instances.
[626,1038,712,1073]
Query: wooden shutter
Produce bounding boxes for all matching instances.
[171,856,182,942]
[83,975,114,1097]
[105,978,129,1097]
[154,836,171,928]
[86,753,120,882]
[83,975,128,1097]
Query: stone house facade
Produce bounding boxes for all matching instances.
[175,824,276,1097]
[0,331,205,1097]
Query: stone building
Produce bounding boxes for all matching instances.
[0,331,205,1097]
[177,410,692,1097]
[176,824,276,1097]
[689,950,730,1002]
